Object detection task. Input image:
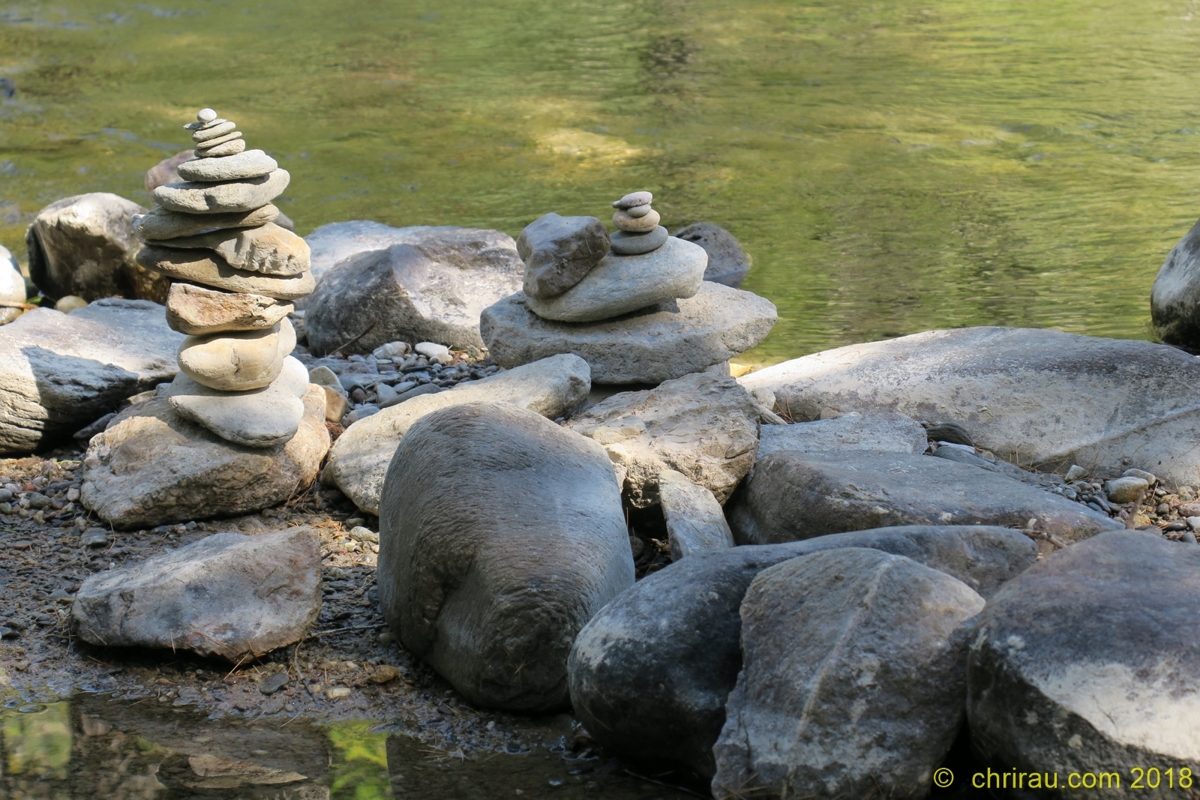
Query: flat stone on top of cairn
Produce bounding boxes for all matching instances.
[611,190,667,255]
[133,107,316,447]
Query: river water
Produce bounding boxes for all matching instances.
[2,0,1199,363]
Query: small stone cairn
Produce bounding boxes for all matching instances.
[480,190,777,385]
[132,108,315,447]
[610,190,667,255]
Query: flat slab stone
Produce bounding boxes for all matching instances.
[757,412,928,458]
[728,450,1122,546]
[968,530,1200,784]
[177,149,278,182]
[133,204,280,241]
[741,326,1200,486]
[80,386,330,529]
[0,299,184,455]
[152,169,290,214]
[326,354,591,515]
[482,282,777,384]
[166,283,293,335]
[524,236,707,322]
[147,222,309,276]
[660,470,734,560]
[167,357,310,447]
[137,246,314,300]
[70,528,321,661]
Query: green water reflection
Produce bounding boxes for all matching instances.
[2,0,1197,362]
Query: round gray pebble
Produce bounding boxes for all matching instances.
[610,225,669,255]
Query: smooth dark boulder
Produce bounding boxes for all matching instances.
[728,450,1121,545]
[568,525,1036,776]
[1151,215,1200,348]
[672,222,751,287]
[379,402,633,712]
[968,530,1200,797]
[517,212,610,299]
[712,549,984,800]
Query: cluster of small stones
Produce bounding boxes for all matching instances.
[609,190,667,255]
[293,339,501,428]
[132,108,314,447]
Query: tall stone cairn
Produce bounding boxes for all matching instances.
[132,108,316,448]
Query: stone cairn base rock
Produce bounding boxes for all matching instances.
[134,108,315,448]
[482,192,776,384]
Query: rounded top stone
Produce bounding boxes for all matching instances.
[197,108,217,122]
[613,191,653,210]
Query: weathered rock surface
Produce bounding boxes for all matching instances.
[523,236,707,322]
[149,222,309,276]
[167,357,310,448]
[133,204,281,241]
[517,213,609,299]
[165,283,293,336]
[25,193,168,302]
[177,318,295,392]
[1150,215,1200,349]
[0,300,184,455]
[326,354,591,515]
[672,222,751,288]
[71,528,321,660]
[81,386,329,528]
[729,450,1121,545]
[568,372,759,508]
[304,239,522,354]
[152,170,290,214]
[568,525,1036,776]
[660,470,734,560]
[137,246,314,300]
[757,411,928,458]
[968,530,1200,798]
[379,402,633,712]
[740,326,1200,486]
[0,245,25,326]
[711,549,984,800]
[482,282,777,384]
[177,149,278,183]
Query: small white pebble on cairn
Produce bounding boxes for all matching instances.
[129,108,316,449]
[610,191,668,255]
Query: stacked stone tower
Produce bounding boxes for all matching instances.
[133,108,315,447]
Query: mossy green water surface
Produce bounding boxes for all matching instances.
[2,0,1197,363]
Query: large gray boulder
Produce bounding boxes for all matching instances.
[568,525,1036,777]
[379,402,634,712]
[729,450,1121,545]
[740,326,1200,486]
[71,527,322,661]
[0,299,184,456]
[1151,215,1200,348]
[757,412,928,458]
[325,354,591,515]
[0,244,25,326]
[968,530,1200,798]
[568,372,760,508]
[81,387,330,529]
[672,222,751,288]
[711,549,984,800]
[24,193,169,302]
[482,282,777,384]
[304,239,521,354]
